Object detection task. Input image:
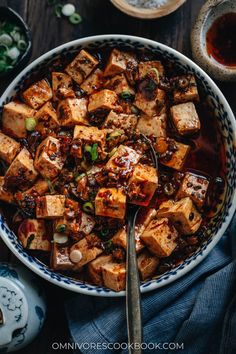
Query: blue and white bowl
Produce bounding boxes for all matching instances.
[0,262,46,352]
[0,35,235,297]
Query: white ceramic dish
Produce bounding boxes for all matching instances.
[0,35,235,297]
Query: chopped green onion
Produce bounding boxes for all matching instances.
[148,68,160,82]
[103,239,113,253]
[91,143,98,161]
[131,105,139,115]
[0,59,7,72]
[46,179,56,194]
[7,46,20,60]
[53,232,68,244]
[81,160,91,171]
[62,4,76,17]
[100,229,109,237]
[0,34,13,46]
[84,144,92,153]
[17,39,27,51]
[0,44,8,55]
[25,117,37,131]
[54,4,63,18]
[106,130,123,141]
[109,147,118,158]
[120,91,133,99]
[69,12,82,25]
[10,30,21,42]
[56,224,67,233]
[75,173,86,182]
[82,202,94,214]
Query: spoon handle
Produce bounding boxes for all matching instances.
[126,208,143,354]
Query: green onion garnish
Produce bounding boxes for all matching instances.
[0,34,13,46]
[109,147,118,158]
[106,130,122,141]
[56,224,67,233]
[75,173,86,182]
[148,68,160,82]
[54,4,63,18]
[17,40,27,51]
[82,202,94,214]
[119,91,133,99]
[46,179,56,194]
[69,12,82,25]
[25,117,37,131]
[91,143,98,161]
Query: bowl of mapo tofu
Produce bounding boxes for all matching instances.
[0,35,235,296]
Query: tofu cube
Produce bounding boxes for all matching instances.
[18,219,51,251]
[170,102,200,136]
[106,145,140,179]
[105,73,135,96]
[65,49,99,84]
[176,172,209,208]
[135,208,157,237]
[95,188,126,219]
[88,89,118,113]
[4,148,38,190]
[128,164,158,206]
[137,250,159,280]
[157,197,202,234]
[52,71,74,101]
[112,227,145,253]
[136,113,167,138]
[0,132,20,164]
[80,68,103,94]
[22,79,52,109]
[101,262,126,291]
[104,49,127,77]
[34,136,65,179]
[35,102,60,136]
[159,139,191,171]
[36,195,65,219]
[21,178,50,198]
[73,125,106,150]
[134,89,166,117]
[103,111,138,131]
[2,101,35,138]
[141,218,178,257]
[87,254,113,286]
[138,61,164,80]
[69,234,103,267]
[0,176,14,203]
[51,243,75,271]
[57,98,88,127]
[173,75,199,103]
[54,211,95,236]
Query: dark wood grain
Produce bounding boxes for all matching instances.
[0,0,235,352]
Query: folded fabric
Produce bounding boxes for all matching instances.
[65,214,236,354]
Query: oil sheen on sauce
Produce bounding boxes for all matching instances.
[206,12,236,67]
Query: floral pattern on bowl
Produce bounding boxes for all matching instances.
[0,263,46,352]
[0,35,235,297]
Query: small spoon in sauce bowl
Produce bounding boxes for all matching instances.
[191,0,236,81]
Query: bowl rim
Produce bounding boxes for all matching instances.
[0,34,236,297]
[110,0,186,19]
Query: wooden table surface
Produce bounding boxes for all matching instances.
[0,0,235,353]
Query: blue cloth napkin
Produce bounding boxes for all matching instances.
[65,214,236,354]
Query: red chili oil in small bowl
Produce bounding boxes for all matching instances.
[206,12,236,67]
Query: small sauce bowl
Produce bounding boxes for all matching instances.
[191,0,236,82]
[110,0,186,19]
[0,7,32,78]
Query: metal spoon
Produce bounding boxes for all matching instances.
[126,135,158,354]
